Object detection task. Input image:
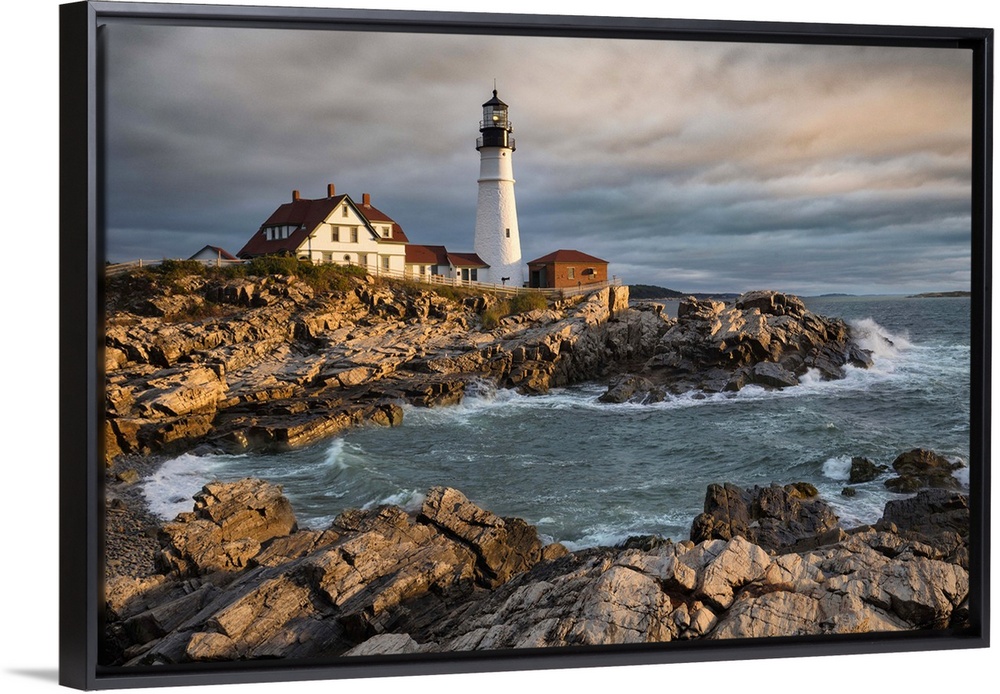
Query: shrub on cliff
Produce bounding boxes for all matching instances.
[481,292,550,328]
[154,259,208,279]
[223,256,366,294]
[509,292,548,314]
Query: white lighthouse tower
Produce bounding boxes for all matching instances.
[474,89,523,286]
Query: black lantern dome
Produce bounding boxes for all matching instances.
[476,89,515,151]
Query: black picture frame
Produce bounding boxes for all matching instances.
[59,1,992,690]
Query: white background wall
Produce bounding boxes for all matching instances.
[3,1,995,693]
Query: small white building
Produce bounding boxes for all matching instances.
[237,184,408,274]
[404,244,490,283]
[188,245,238,263]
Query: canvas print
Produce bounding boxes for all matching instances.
[99,19,975,669]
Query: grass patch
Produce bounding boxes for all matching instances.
[151,259,208,279]
[480,292,550,329]
[508,292,548,313]
[218,256,368,293]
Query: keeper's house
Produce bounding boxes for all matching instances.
[526,249,609,289]
[237,184,408,274]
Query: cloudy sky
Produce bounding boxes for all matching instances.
[103,21,973,295]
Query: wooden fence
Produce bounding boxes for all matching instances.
[104,257,621,299]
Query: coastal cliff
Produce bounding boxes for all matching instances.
[104,266,871,465]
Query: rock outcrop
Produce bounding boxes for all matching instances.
[104,475,970,666]
[602,290,873,400]
[884,448,965,493]
[689,482,841,553]
[104,272,669,464]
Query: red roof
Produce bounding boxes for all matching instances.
[526,249,608,265]
[406,244,450,265]
[238,192,407,257]
[447,252,489,268]
[360,201,409,243]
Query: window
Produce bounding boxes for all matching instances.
[344,254,352,263]
[323,252,332,263]
[342,205,348,218]
[382,256,390,270]
[568,267,576,279]
[419,265,426,275]
[505,228,510,238]
[351,228,358,243]
[470,269,478,281]
[332,227,340,243]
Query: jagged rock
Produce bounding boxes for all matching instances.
[850,456,888,483]
[881,489,970,540]
[156,479,296,576]
[690,482,840,553]
[598,374,664,403]
[419,486,544,588]
[735,289,806,317]
[610,290,870,398]
[344,633,438,656]
[884,448,965,492]
[747,362,799,388]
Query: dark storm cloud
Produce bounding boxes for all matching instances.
[103,23,972,294]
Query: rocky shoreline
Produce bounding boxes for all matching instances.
[102,269,966,665]
[104,269,875,466]
[103,448,969,666]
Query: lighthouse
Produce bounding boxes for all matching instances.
[474,89,523,286]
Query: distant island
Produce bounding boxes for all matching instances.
[908,291,971,298]
[628,284,684,299]
[628,284,740,302]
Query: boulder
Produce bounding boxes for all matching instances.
[747,362,799,388]
[880,489,970,540]
[884,449,965,492]
[849,456,887,483]
[735,290,806,317]
[156,479,297,576]
[690,482,840,553]
[599,374,664,404]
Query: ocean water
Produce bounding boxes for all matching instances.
[142,296,971,550]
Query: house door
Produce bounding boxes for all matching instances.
[530,268,546,288]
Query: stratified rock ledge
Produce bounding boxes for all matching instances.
[104,472,970,666]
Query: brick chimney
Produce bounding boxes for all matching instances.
[327,183,336,197]
[362,193,371,207]
[292,189,300,201]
